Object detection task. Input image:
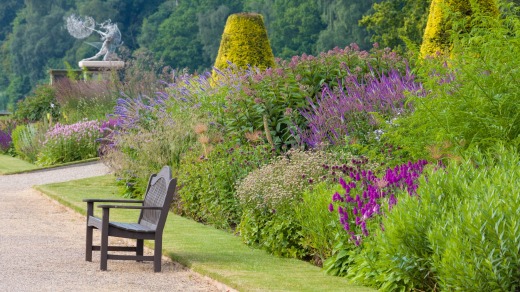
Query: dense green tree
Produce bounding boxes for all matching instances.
[198,1,243,65]
[139,0,247,71]
[243,0,275,30]
[268,0,325,58]
[139,1,206,70]
[316,0,379,52]
[213,12,274,71]
[360,0,430,51]
[0,37,30,110]
[0,0,24,43]
[7,1,76,107]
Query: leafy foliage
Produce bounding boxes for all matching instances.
[11,123,46,163]
[219,45,409,149]
[295,182,348,266]
[268,0,325,58]
[420,0,499,56]
[387,11,520,159]
[348,146,520,291]
[317,0,379,52]
[176,141,274,230]
[360,0,430,50]
[13,85,60,123]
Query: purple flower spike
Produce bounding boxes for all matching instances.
[343,222,350,231]
[328,203,334,212]
[389,195,397,210]
[332,192,344,202]
[361,221,368,237]
[339,177,348,190]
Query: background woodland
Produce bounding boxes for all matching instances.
[0,0,436,110]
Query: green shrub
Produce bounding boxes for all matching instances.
[348,145,520,291]
[11,123,46,162]
[240,206,308,259]
[13,85,60,123]
[295,182,346,265]
[102,66,224,198]
[388,11,520,160]
[102,112,196,198]
[176,141,274,230]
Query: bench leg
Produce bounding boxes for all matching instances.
[86,225,93,262]
[136,239,143,262]
[154,239,162,272]
[100,210,109,271]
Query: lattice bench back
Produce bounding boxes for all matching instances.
[138,166,174,231]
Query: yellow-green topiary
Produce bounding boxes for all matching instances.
[420,0,499,57]
[213,13,275,72]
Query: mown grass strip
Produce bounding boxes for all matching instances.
[0,154,99,175]
[0,154,39,174]
[35,175,373,292]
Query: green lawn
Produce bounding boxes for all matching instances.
[0,154,38,174]
[35,175,374,292]
[0,154,99,175]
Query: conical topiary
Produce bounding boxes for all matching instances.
[420,0,499,57]
[213,13,275,73]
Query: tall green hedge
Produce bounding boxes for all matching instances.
[420,0,499,57]
[213,13,275,71]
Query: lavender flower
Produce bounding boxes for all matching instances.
[0,130,11,152]
[297,68,423,148]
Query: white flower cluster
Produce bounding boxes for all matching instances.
[236,150,336,209]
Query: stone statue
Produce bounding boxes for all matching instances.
[66,14,122,61]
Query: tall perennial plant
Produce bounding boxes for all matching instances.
[329,160,428,245]
[37,120,106,165]
[297,68,423,148]
[218,44,410,149]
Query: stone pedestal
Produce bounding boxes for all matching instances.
[48,61,125,85]
[78,60,125,80]
[48,69,83,85]
[78,60,125,70]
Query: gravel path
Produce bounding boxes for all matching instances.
[0,162,224,292]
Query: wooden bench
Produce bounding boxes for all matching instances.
[84,166,177,272]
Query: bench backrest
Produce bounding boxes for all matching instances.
[138,166,177,232]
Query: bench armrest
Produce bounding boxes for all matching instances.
[97,205,162,210]
[85,199,144,216]
[83,198,144,203]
